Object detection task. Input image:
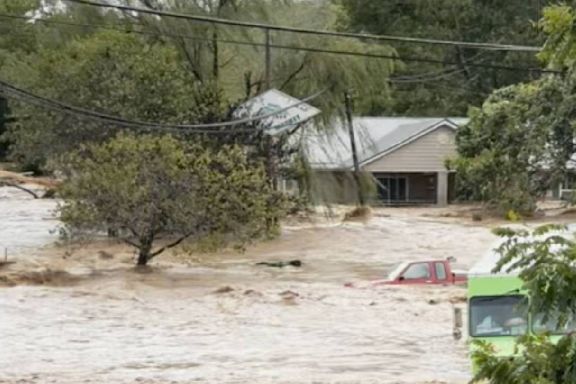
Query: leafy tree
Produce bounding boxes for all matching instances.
[124,0,396,115]
[0,0,41,66]
[57,133,281,266]
[471,224,576,383]
[448,74,575,215]
[335,0,551,116]
[450,5,576,215]
[2,30,225,170]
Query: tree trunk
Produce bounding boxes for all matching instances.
[137,251,149,266]
[136,240,153,266]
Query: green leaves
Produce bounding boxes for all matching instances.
[472,334,576,384]
[3,30,226,170]
[451,5,576,215]
[336,0,548,116]
[451,73,575,215]
[473,225,576,382]
[492,225,576,323]
[58,133,281,265]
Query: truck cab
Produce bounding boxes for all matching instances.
[384,258,467,285]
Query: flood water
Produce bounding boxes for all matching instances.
[0,187,497,384]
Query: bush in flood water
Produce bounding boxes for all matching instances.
[57,133,282,266]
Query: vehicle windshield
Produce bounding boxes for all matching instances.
[470,296,528,337]
[387,263,408,281]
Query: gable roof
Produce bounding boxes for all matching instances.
[303,117,469,170]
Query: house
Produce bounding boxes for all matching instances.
[301,117,469,206]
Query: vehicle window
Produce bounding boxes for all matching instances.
[435,262,447,280]
[533,313,576,335]
[470,296,527,337]
[401,263,430,280]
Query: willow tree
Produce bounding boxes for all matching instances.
[2,29,224,170]
[58,133,281,266]
[121,0,396,115]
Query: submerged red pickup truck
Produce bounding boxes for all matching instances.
[382,258,468,285]
[381,258,468,285]
[346,258,467,288]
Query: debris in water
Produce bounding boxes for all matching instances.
[98,250,114,260]
[244,289,263,297]
[343,206,372,222]
[279,290,300,298]
[256,259,302,268]
[213,286,235,294]
[278,290,299,305]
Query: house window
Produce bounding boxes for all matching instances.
[376,176,408,202]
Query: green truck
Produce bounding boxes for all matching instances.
[467,228,576,369]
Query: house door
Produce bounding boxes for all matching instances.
[377,176,408,203]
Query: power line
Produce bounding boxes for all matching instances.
[0,13,560,75]
[65,0,542,53]
[0,79,327,133]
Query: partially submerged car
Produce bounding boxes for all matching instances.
[383,258,468,285]
[346,258,467,288]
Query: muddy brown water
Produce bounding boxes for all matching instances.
[0,188,496,384]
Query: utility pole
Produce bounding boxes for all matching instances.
[265,28,272,89]
[344,91,365,206]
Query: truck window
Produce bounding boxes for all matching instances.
[435,262,447,280]
[470,296,527,337]
[532,313,576,335]
[401,262,430,280]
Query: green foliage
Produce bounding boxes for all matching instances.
[0,0,41,65]
[474,225,576,382]
[492,225,576,326]
[57,133,281,266]
[450,4,576,215]
[449,75,574,214]
[2,30,224,169]
[472,334,576,384]
[539,5,576,70]
[335,0,550,116]
[129,0,396,116]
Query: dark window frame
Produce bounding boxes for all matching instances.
[401,262,431,280]
[469,295,528,338]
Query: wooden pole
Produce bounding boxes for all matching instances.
[265,28,272,89]
[344,91,365,206]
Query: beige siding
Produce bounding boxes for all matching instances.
[362,126,457,173]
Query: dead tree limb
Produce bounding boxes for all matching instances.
[0,181,40,199]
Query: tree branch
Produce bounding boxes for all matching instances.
[150,230,200,258]
[121,237,140,249]
[0,181,39,199]
[280,57,308,90]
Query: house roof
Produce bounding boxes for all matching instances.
[302,117,469,170]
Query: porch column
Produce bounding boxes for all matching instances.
[437,171,449,206]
